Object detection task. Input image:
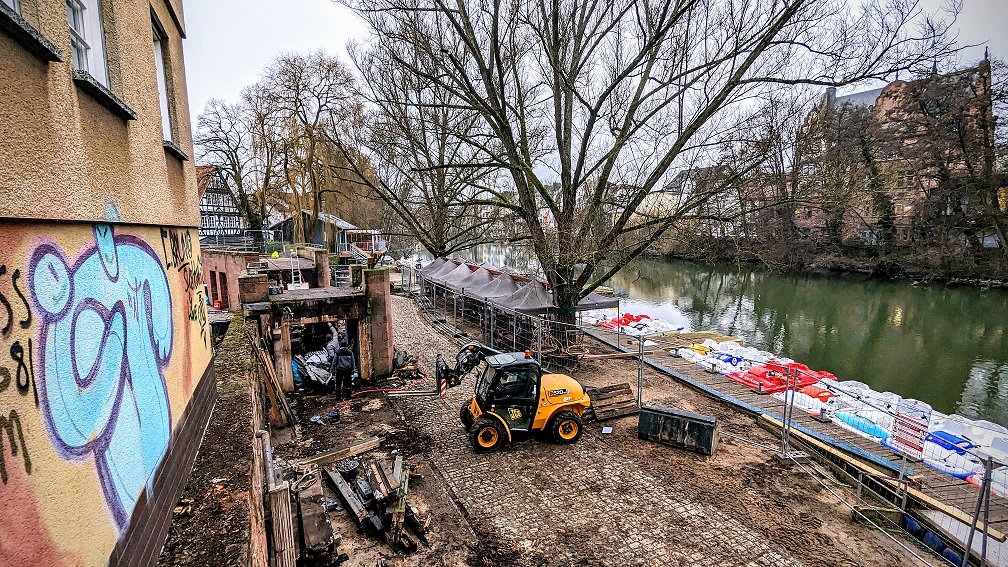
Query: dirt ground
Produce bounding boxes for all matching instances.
[158,316,254,566]
[269,389,477,567]
[377,293,931,567]
[158,295,934,567]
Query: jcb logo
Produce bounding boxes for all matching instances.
[508,408,522,420]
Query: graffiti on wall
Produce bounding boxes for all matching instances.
[161,227,207,347]
[0,261,36,484]
[27,224,174,532]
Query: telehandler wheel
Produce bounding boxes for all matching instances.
[470,417,504,453]
[548,410,583,444]
[460,402,474,430]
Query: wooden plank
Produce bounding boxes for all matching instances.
[323,469,368,526]
[759,414,1007,542]
[594,407,640,421]
[247,370,265,431]
[588,388,634,401]
[295,436,382,470]
[268,482,297,567]
[582,351,656,360]
[592,395,641,407]
[385,458,415,553]
[249,435,268,567]
[297,473,336,559]
[380,457,400,495]
[591,383,633,394]
[247,335,297,428]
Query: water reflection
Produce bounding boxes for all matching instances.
[610,258,1008,425]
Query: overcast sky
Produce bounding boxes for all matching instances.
[183,0,1007,129]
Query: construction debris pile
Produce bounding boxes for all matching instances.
[268,435,433,567]
[325,455,430,553]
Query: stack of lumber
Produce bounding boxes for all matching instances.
[584,383,639,422]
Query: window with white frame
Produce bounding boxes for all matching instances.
[66,0,108,86]
[152,22,172,141]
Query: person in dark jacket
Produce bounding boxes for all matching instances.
[331,345,356,399]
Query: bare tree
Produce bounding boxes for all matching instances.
[342,0,957,318]
[195,81,288,235]
[327,28,513,257]
[263,51,357,242]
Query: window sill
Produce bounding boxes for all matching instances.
[163,140,189,161]
[0,3,62,62]
[73,70,137,121]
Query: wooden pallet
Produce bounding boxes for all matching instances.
[584,383,639,422]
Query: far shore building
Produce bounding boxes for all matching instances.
[1,1,215,565]
[796,58,1002,248]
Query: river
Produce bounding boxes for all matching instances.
[608,257,1008,426]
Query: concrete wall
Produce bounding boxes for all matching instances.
[201,248,258,310]
[0,0,197,226]
[0,222,214,566]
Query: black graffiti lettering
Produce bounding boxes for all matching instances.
[189,291,208,347]
[160,228,203,293]
[0,265,12,336]
[0,409,31,484]
[160,227,171,268]
[10,338,31,397]
[11,269,31,330]
[0,368,9,393]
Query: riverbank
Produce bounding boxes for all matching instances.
[656,242,1008,289]
[607,255,1008,425]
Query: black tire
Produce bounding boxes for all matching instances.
[469,417,504,453]
[460,401,474,430]
[548,410,583,444]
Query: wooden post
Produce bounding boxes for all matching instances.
[269,482,297,567]
[275,315,294,392]
[249,434,268,567]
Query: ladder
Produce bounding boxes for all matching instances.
[288,251,309,290]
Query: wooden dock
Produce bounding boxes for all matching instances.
[584,327,1008,563]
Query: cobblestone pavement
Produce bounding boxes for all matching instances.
[390,295,807,567]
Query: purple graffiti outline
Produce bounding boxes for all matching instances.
[28,230,174,532]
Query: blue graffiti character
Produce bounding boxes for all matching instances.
[28,224,173,533]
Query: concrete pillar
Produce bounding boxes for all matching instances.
[364,267,393,379]
[357,316,372,381]
[313,248,331,287]
[275,315,295,392]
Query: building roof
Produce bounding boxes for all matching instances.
[196,165,217,199]
[267,209,358,231]
[834,87,885,108]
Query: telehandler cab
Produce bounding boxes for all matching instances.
[436,342,591,452]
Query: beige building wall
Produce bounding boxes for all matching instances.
[0,1,213,565]
[0,0,197,226]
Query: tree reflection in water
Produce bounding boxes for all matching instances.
[609,257,1008,426]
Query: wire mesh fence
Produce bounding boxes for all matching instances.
[405,270,587,374]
